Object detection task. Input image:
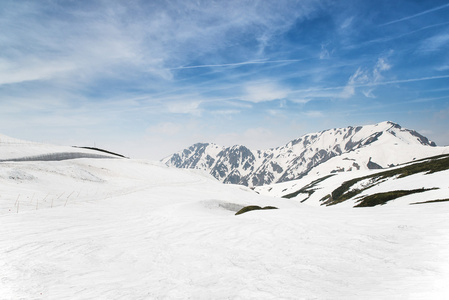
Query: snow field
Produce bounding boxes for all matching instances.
[1,158,449,299]
[0,159,211,214]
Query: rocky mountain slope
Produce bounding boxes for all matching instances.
[162,121,449,186]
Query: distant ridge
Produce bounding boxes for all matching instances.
[162,121,448,186]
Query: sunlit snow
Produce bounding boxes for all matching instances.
[1,137,449,299]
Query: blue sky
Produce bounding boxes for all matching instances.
[1,0,448,159]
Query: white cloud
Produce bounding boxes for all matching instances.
[362,89,376,98]
[380,3,449,26]
[375,57,391,71]
[319,43,333,59]
[373,57,391,82]
[435,64,449,71]
[340,17,354,30]
[419,33,449,53]
[341,55,392,98]
[303,110,324,118]
[0,59,77,85]
[340,67,369,98]
[350,67,371,85]
[243,82,289,103]
[171,58,306,70]
[289,98,312,104]
[340,85,355,99]
[166,101,202,115]
[267,109,285,117]
[211,110,241,116]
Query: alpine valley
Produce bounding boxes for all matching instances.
[162,121,449,187]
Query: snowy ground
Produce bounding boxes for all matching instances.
[255,165,449,208]
[1,158,449,299]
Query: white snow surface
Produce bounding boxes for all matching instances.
[255,143,449,207]
[1,156,449,299]
[0,134,117,160]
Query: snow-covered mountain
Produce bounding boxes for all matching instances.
[162,121,449,186]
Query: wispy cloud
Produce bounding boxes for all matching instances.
[340,56,392,98]
[340,17,354,30]
[361,89,375,98]
[419,33,449,53]
[303,110,324,118]
[0,0,323,86]
[367,74,449,86]
[373,57,392,81]
[340,67,370,98]
[435,64,449,71]
[210,109,241,116]
[0,59,77,85]
[166,100,203,116]
[346,21,449,50]
[290,74,449,99]
[380,3,449,26]
[242,82,289,103]
[406,95,449,103]
[319,43,333,59]
[171,59,306,70]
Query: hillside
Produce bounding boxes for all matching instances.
[163,121,449,186]
[255,153,449,208]
[0,134,121,161]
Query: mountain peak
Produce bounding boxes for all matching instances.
[385,121,401,128]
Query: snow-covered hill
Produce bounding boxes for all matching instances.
[255,153,449,208]
[163,121,449,186]
[0,133,121,161]
[1,136,449,298]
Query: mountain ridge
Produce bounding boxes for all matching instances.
[162,121,448,187]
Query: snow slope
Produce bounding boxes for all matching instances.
[1,136,449,299]
[0,158,448,298]
[0,133,119,161]
[255,154,449,208]
[163,121,449,186]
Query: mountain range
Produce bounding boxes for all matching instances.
[162,121,449,186]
